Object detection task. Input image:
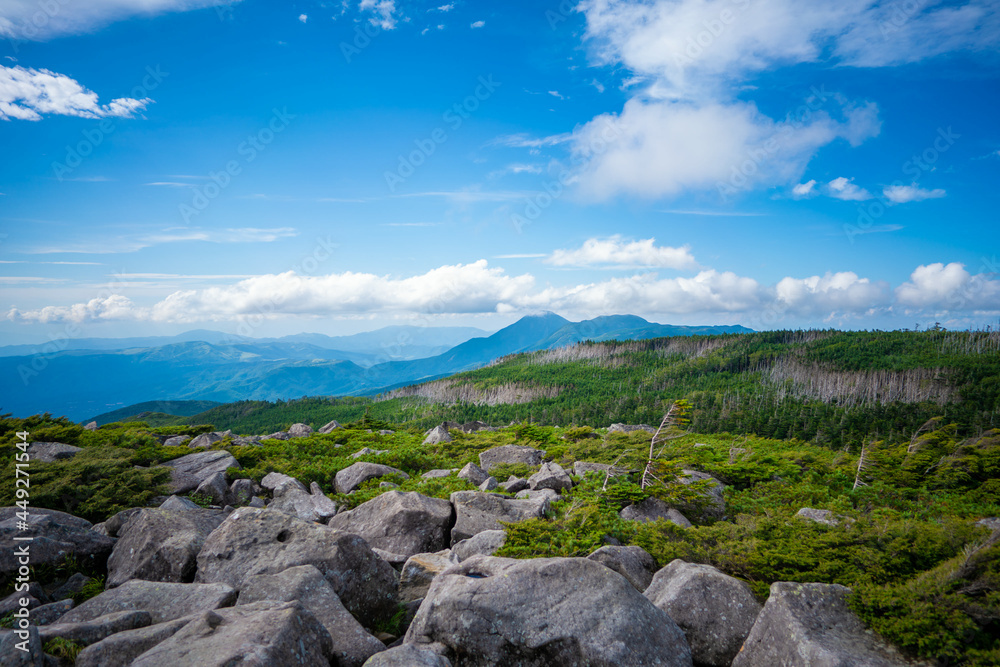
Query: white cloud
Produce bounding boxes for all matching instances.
[893,262,996,310]
[0,66,151,121]
[546,236,698,270]
[0,0,241,40]
[826,176,872,201]
[883,183,946,204]
[434,4,454,11]
[792,180,817,197]
[776,272,891,316]
[298,13,308,23]
[471,20,485,28]
[548,90,564,99]
[359,0,398,29]
[31,227,297,254]
[569,99,879,200]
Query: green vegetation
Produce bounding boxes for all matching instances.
[3,328,999,664]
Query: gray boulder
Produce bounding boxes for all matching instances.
[162,435,191,447]
[450,491,550,544]
[608,424,656,434]
[732,581,911,667]
[528,461,573,492]
[26,441,82,462]
[0,507,114,577]
[75,615,194,667]
[288,423,314,438]
[0,624,43,666]
[451,530,507,561]
[620,497,692,528]
[107,508,226,587]
[268,483,338,523]
[479,476,498,491]
[645,560,762,667]
[501,477,528,493]
[158,495,201,512]
[188,431,226,449]
[326,490,453,557]
[50,572,93,601]
[39,610,151,646]
[364,644,453,666]
[514,488,558,502]
[573,461,628,478]
[129,601,332,667]
[351,447,389,459]
[84,421,98,430]
[193,472,229,505]
[587,545,658,592]
[423,424,453,444]
[406,556,693,666]
[318,419,342,433]
[676,470,726,521]
[228,479,255,506]
[30,598,74,625]
[161,450,240,495]
[334,462,409,494]
[195,507,398,626]
[237,565,384,667]
[478,445,544,472]
[260,471,307,496]
[457,462,489,486]
[399,551,455,603]
[230,435,262,446]
[796,508,842,526]
[422,469,454,479]
[59,580,236,625]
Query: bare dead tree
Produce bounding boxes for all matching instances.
[853,440,873,491]
[641,400,691,490]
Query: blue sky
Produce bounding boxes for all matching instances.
[1,0,998,344]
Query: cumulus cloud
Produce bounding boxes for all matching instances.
[776,272,892,316]
[298,13,307,23]
[570,99,879,200]
[883,183,946,204]
[893,262,1000,310]
[546,236,697,269]
[359,0,398,29]
[825,176,872,201]
[0,0,240,40]
[792,180,817,197]
[471,20,485,28]
[0,66,151,121]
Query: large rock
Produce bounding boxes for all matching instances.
[161,450,240,495]
[227,479,255,506]
[237,565,384,667]
[59,580,236,625]
[188,431,228,449]
[676,470,726,521]
[268,483,339,523]
[195,507,398,626]
[129,601,332,667]
[107,508,226,587]
[30,598,74,625]
[75,615,193,667]
[796,507,842,526]
[500,476,529,493]
[334,462,410,494]
[449,491,549,544]
[0,624,43,666]
[162,435,191,447]
[288,423,314,438]
[587,545,658,592]
[0,507,115,577]
[326,490,453,557]
[478,445,544,472]
[193,472,229,505]
[27,441,82,462]
[457,462,489,486]
[732,581,911,667]
[645,560,762,667]
[451,530,507,561]
[260,471,306,495]
[318,419,342,434]
[364,644,453,666]
[158,495,200,512]
[528,461,573,492]
[620,497,692,528]
[608,423,656,434]
[423,425,453,444]
[399,551,455,603]
[407,556,693,666]
[39,610,151,646]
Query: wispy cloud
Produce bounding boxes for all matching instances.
[546,236,698,270]
[491,132,573,149]
[883,183,946,204]
[471,20,485,28]
[29,227,298,254]
[660,209,765,217]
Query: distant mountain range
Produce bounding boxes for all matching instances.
[0,314,751,421]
